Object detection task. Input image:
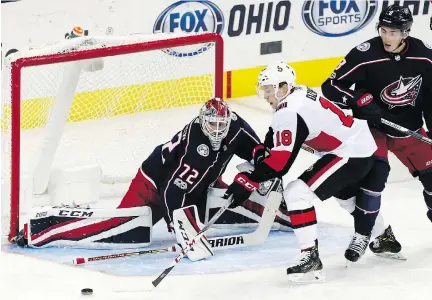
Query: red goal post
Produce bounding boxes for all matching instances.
[2,32,224,242]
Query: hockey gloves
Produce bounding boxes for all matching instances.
[347,90,381,128]
[224,173,259,208]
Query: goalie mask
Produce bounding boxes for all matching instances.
[199,98,232,151]
[257,62,296,104]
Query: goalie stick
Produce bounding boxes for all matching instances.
[381,118,432,145]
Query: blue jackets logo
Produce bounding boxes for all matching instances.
[154,1,224,56]
[302,0,378,37]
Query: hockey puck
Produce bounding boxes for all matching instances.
[81,288,93,296]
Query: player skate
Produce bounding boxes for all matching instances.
[286,242,324,282]
[345,232,370,263]
[369,225,405,260]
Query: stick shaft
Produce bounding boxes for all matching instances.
[381,118,432,145]
[152,199,232,287]
[73,246,176,265]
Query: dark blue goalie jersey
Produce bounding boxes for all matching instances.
[141,112,261,221]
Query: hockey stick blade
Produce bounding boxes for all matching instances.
[152,197,233,288]
[381,118,432,145]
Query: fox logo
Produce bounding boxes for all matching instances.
[380,75,422,109]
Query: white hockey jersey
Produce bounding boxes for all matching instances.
[264,86,377,173]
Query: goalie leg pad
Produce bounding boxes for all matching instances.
[25,206,152,248]
[173,205,213,262]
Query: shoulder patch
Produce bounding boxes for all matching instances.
[356,42,370,52]
[423,41,432,50]
[231,112,238,121]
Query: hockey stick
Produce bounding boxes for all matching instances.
[72,245,177,265]
[151,197,233,288]
[152,178,283,289]
[381,118,432,145]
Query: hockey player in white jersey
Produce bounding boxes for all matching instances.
[223,62,378,281]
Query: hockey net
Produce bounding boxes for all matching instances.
[1,32,224,242]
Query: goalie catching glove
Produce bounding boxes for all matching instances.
[173,205,214,261]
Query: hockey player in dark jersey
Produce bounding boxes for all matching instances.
[14,98,291,258]
[321,4,432,260]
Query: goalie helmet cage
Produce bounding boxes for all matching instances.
[2,32,224,242]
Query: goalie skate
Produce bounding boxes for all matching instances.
[369,225,406,261]
[287,245,324,283]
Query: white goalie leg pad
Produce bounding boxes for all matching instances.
[26,205,152,249]
[173,205,213,261]
[284,179,317,249]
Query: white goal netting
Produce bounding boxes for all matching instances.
[1,33,223,242]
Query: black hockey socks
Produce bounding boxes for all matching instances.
[353,189,381,236]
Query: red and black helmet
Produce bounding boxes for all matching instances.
[378,4,413,31]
